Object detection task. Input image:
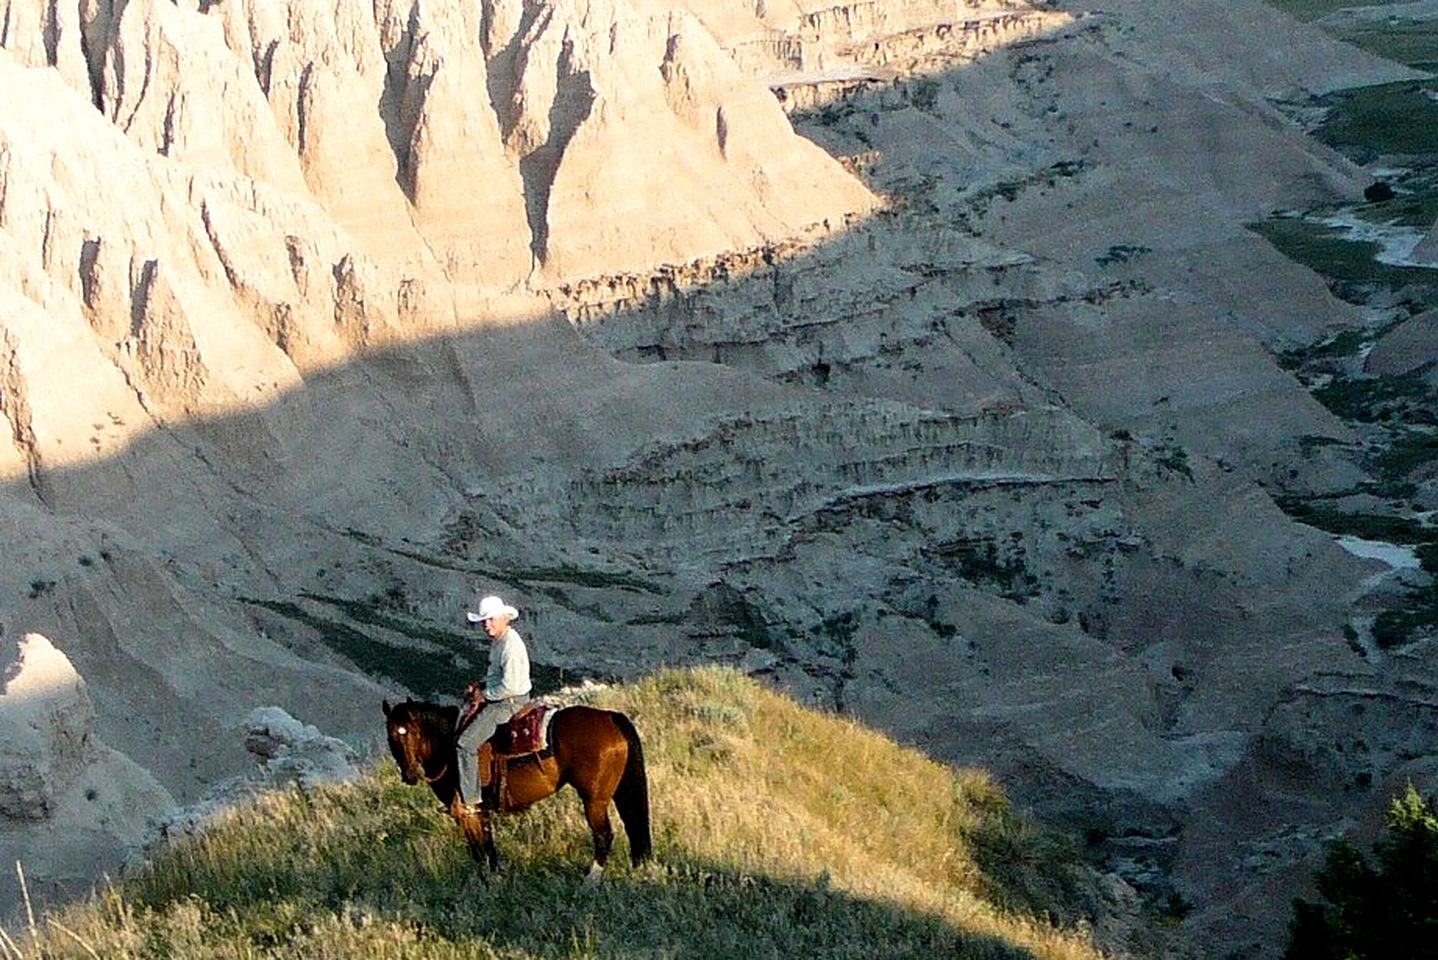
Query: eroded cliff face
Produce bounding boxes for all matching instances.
[0,634,173,907]
[0,0,877,377]
[0,0,1432,956]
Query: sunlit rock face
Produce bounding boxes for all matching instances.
[0,633,96,821]
[0,634,174,906]
[0,0,874,340]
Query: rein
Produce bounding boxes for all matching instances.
[399,716,454,785]
[418,726,454,784]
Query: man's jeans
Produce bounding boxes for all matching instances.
[456,696,527,804]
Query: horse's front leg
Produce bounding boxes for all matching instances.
[454,807,503,873]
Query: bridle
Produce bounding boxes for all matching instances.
[392,719,453,785]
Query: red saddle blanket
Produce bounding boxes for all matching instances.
[496,703,555,757]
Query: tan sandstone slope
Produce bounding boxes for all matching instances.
[0,0,1432,956]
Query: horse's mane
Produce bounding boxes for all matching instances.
[391,699,459,737]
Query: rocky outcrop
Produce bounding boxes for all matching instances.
[1261,675,1438,795]
[1365,309,1438,377]
[690,0,1067,79]
[0,634,99,821]
[0,633,173,907]
[151,706,360,846]
[541,401,1116,558]
[243,705,360,789]
[0,0,874,302]
[1416,218,1438,266]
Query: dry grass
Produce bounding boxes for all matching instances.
[9,667,1136,959]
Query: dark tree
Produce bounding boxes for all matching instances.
[1364,181,1396,202]
[1284,784,1438,960]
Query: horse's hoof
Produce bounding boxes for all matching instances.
[584,862,604,885]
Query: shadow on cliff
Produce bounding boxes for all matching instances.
[3,59,1021,708]
[0,42,1368,960]
[0,50,1093,922]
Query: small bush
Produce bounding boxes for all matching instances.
[1284,784,1438,959]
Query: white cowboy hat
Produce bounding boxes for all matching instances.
[465,594,519,623]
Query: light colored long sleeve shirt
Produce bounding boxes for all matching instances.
[484,627,532,700]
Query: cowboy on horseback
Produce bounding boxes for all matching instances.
[456,594,532,813]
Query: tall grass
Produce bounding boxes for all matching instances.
[12,668,1143,959]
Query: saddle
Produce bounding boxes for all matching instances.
[493,702,553,757]
[476,703,558,803]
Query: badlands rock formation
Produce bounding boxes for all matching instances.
[0,0,1432,956]
[0,0,877,915]
[1419,218,1438,264]
[0,634,172,908]
[150,705,361,847]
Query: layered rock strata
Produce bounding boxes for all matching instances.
[0,0,1430,956]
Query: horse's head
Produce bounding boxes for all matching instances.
[382,698,453,785]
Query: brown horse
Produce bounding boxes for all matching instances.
[381,699,652,876]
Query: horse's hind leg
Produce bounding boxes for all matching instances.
[580,793,615,879]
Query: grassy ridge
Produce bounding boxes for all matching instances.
[14,668,1142,959]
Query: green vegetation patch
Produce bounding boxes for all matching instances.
[959,160,1089,219]
[1335,23,1438,71]
[1357,178,1438,229]
[1375,427,1438,488]
[1277,329,1371,370]
[926,537,1040,602]
[243,598,461,697]
[1263,0,1407,23]
[19,667,1127,960]
[1314,80,1438,157]
[1311,367,1437,423]
[1249,219,1434,292]
[1285,783,1438,958]
[1274,499,1435,544]
[302,592,471,646]
[245,596,572,698]
[1094,244,1151,267]
[1274,499,1438,648]
[1371,595,1438,649]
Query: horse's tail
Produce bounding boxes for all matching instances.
[610,711,652,865]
